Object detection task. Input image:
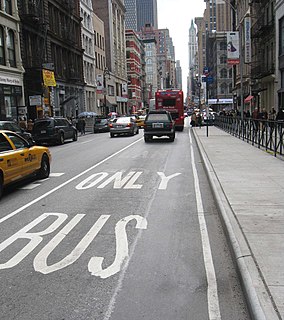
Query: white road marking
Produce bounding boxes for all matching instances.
[49,173,65,177]
[18,173,64,190]
[189,129,221,320]
[34,214,110,274]
[19,184,41,190]
[0,138,143,225]
[80,139,94,144]
[88,215,147,279]
[157,172,181,189]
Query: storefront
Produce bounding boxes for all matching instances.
[0,74,25,121]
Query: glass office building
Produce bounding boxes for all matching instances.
[125,0,158,32]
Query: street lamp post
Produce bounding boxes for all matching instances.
[103,67,111,116]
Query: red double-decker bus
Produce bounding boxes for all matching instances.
[155,89,184,131]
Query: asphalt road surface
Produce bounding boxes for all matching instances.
[0,120,251,320]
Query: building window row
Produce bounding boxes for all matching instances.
[0,25,16,67]
[94,31,104,50]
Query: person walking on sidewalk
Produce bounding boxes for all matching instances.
[77,118,86,135]
[196,110,203,128]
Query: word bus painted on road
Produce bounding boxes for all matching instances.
[155,89,184,131]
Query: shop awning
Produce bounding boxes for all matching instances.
[244,95,253,103]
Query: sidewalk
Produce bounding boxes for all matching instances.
[192,126,284,320]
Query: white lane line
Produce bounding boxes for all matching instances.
[80,139,94,144]
[0,138,143,225]
[189,129,221,320]
[19,184,41,190]
[49,173,65,177]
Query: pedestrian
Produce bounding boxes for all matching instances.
[77,117,86,135]
[276,109,284,121]
[196,111,203,128]
[190,112,197,127]
[27,119,34,133]
[252,107,259,119]
[245,109,251,118]
[268,108,276,120]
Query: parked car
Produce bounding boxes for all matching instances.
[109,116,139,137]
[93,117,110,133]
[0,130,51,199]
[144,110,175,142]
[32,117,78,145]
[0,121,34,144]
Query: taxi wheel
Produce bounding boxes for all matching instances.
[37,154,50,179]
[0,173,3,200]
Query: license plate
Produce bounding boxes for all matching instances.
[153,123,163,128]
[41,130,46,133]
[116,125,123,128]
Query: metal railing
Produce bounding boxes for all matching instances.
[214,116,284,157]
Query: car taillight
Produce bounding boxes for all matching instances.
[169,122,173,129]
[126,123,132,127]
[109,123,113,128]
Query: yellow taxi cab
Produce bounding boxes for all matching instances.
[0,130,51,199]
[136,115,146,128]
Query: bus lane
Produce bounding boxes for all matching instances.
[0,134,190,320]
[0,129,250,320]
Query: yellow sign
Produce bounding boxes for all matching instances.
[42,69,56,87]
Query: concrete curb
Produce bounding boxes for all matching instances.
[192,128,278,320]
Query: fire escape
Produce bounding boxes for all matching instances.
[250,0,275,95]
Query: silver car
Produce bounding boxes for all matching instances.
[109,116,139,137]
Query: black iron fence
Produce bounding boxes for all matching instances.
[214,116,284,157]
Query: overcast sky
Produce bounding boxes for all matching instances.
[157,0,206,92]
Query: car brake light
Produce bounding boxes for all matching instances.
[126,123,132,127]
[109,124,113,128]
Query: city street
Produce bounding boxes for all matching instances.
[0,121,251,320]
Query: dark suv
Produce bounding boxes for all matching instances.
[32,117,78,145]
[144,110,175,142]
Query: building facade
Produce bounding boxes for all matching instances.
[0,0,25,121]
[125,29,144,113]
[18,0,85,120]
[250,0,275,112]
[188,20,198,101]
[136,0,158,31]
[93,0,128,115]
[80,0,96,113]
[276,0,284,110]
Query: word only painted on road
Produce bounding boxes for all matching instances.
[0,213,147,279]
[75,171,181,190]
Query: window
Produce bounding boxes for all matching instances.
[6,133,28,149]
[7,30,16,67]
[220,41,227,50]
[220,55,227,64]
[220,83,227,94]
[4,0,12,15]
[220,68,227,78]
[0,27,5,65]
[0,134,13,152]
[279,17,284,56]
